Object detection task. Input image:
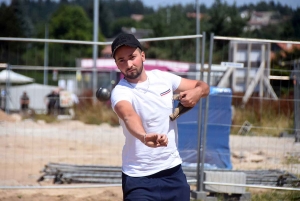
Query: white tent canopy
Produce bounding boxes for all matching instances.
[7,83,57,112]
[0,70,34,83]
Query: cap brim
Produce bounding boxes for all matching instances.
[112,43,142,58]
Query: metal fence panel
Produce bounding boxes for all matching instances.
[0,35,299,196]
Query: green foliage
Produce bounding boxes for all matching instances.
[110,17,138,37]
[96,0,154,37]
[291,8,300,40]
[271,46,300,89]
[49,5,92,41]
[141,5,196,37]
[1,0,300,68]
[22,4,104,67]
[206,0,247,37]
[10,0,35,38]
[0,3,24,64]
[239,1,294,15]
[138,5,197,61]
[251,190,300,201]
[48,4,104,67]
[0,3,23,37]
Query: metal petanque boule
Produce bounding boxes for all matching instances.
[96,87,111,102]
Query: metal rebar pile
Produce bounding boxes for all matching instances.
[38,163,300,188]
[37,163,122,184]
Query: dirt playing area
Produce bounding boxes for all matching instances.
[0,188,123,201]
[0,110,299,200]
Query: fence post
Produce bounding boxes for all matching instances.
[294,60,300,142]
[195,32,205,192]
[92,0,99,104]
[5,63,11,114]
[191,32,213,200]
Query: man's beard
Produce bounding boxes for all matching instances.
[123,64,144,80]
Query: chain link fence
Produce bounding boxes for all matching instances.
[0,34,299,199]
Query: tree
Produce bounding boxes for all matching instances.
[48,5,105,66]
[206,0,247,37]
[139,4,197,62]
[49,5,93,41]
[0,3,23,38]
[0,3,24,63]
[290,8,300,40]
[11,0,35,38]
[110,17,138,37]
[203,0,248,63]
[98,0,154,37]
[21,4,104,67]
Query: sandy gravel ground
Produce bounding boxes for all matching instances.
[0,111,299,200]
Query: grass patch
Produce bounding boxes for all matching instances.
[73,101,119,126]
[32,113,58,123]
[32,103,119,126]
[191,190,300,201]
[284,155,300,165]
[31,88,119,126]
[231,95,294,136]
[231,107,293,136]
[250,189,300,201]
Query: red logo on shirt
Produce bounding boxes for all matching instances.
[160,89,170,96]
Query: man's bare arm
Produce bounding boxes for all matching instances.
[174,78,210,108]
[114,100,168,147]
[114,100,146,142]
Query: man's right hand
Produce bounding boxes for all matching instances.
[144,134,168,147]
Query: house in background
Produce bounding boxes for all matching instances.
[271,43,300,60]
[241,10,284,31]
[186,12,206,20]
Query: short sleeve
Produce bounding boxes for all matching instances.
[110,85,132,111]
[152,70,181,91]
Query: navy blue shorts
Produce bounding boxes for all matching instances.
[122,164,190,201]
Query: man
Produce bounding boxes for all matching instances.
[45,90,59,115]
[20,91,30,113]
[110,33,209,201]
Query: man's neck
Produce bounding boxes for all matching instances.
[126,72,147,84]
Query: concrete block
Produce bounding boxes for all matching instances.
[240,192,251,201]
[206,196,218,201]
[204,171,246,194]
[190,191,219,201]
[190,190,207,200]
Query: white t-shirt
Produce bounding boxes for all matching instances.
[111,70,183,177]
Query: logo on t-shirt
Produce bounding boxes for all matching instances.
[160,89,170,96]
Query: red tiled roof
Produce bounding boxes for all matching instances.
[276,43,300,52]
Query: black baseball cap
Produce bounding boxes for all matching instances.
[111,33,143,58]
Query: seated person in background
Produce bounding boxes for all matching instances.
[20,92,30,113]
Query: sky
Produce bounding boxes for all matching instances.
[0,0,299,9]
